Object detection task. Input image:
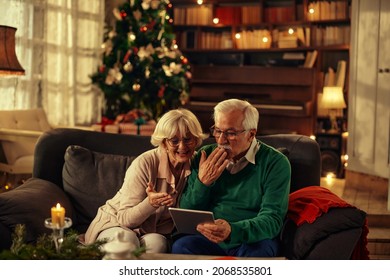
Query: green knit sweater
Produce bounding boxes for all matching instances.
[180,140,291,250]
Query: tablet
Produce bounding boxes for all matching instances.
[169,207,215,235]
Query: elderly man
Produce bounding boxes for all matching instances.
[172,99,291,257]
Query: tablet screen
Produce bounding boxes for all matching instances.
[169,207,215,235]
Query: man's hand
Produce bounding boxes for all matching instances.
[146,182,173,208]
[196,219,231,243]
[198,148,230,186]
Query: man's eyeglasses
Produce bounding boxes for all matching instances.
[166,137,195,147]
[210,126,246,140]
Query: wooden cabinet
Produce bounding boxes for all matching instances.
[171,0,351,135]
[347,0,390,179]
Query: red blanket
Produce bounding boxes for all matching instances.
[287,186,369,259]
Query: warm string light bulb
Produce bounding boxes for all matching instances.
[308,3,315,14]
[308,4,315,21]
[197,0,203,5]
[235,33,241,39]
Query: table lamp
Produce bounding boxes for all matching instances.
[322,86,346,133]
[0,25,25,76]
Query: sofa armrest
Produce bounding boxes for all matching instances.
[0,178,74,247]
[280,207,366,259]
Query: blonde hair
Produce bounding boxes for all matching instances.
[151,108,207,147]
[213,98,259,130]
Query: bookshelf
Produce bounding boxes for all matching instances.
[171,0,351,136]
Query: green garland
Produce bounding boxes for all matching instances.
[0,224,145,260]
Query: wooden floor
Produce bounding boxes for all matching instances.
[321,177,390,259]
[320,177,390,215]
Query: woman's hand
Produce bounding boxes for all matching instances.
[198,148,229,186]
[146,182,173,208]
[196,219,231,243]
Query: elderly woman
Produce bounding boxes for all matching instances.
[85,108,206,253]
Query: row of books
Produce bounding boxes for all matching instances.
[174,3,348,26]
[198,31,233,50]
[176,25,349,50]
[173,1,350,26]
[173,5,213,25]
[215,5,263,25]
[272,27,310,48]
[174,5,263,26]
[176,30,233,50]
[176,29,271,50]
[307,1,350,21]
[263,6,295,23]
[312,26,350,46]
[236,29,272,50]
[324,60,347,88]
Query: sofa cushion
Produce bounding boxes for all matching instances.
[0,178,73,245]
[281,207,366,259]
[62,145,136,233]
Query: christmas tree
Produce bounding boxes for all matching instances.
[91,0,191,121]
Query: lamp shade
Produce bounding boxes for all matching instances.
[0,25,25,76]
[322,86,346,109]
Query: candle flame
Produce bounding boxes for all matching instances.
[56,203,61,209]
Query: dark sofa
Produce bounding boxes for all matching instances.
[0,128,367,259]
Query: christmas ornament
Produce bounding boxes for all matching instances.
[158,86,165,98]
[151,0,160,9]
[123,50,132,63]
[141,0,151,10]
[137,44,155,61]
[181,56,188,64]
[180,91,190,105]
[132,83,141,92]
[145,67,150,78]
[133,10,142,21]
[123,62,133,72]
[105,67,122,85]
[120,10,127,19]
[128,32,136,42]
[140,26,148,32]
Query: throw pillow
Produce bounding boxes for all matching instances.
[62,145,136,233]
[0,178,73,246]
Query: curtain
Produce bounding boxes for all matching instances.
[0,0,105,126]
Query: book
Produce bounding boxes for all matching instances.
[305,27,311,46]
[303,50,318,68]
[296,27,306,46]
[335,60,347,88]
[324,67,335,86]
[282,52,305,60]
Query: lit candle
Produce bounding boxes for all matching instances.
[51,203,65,227]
